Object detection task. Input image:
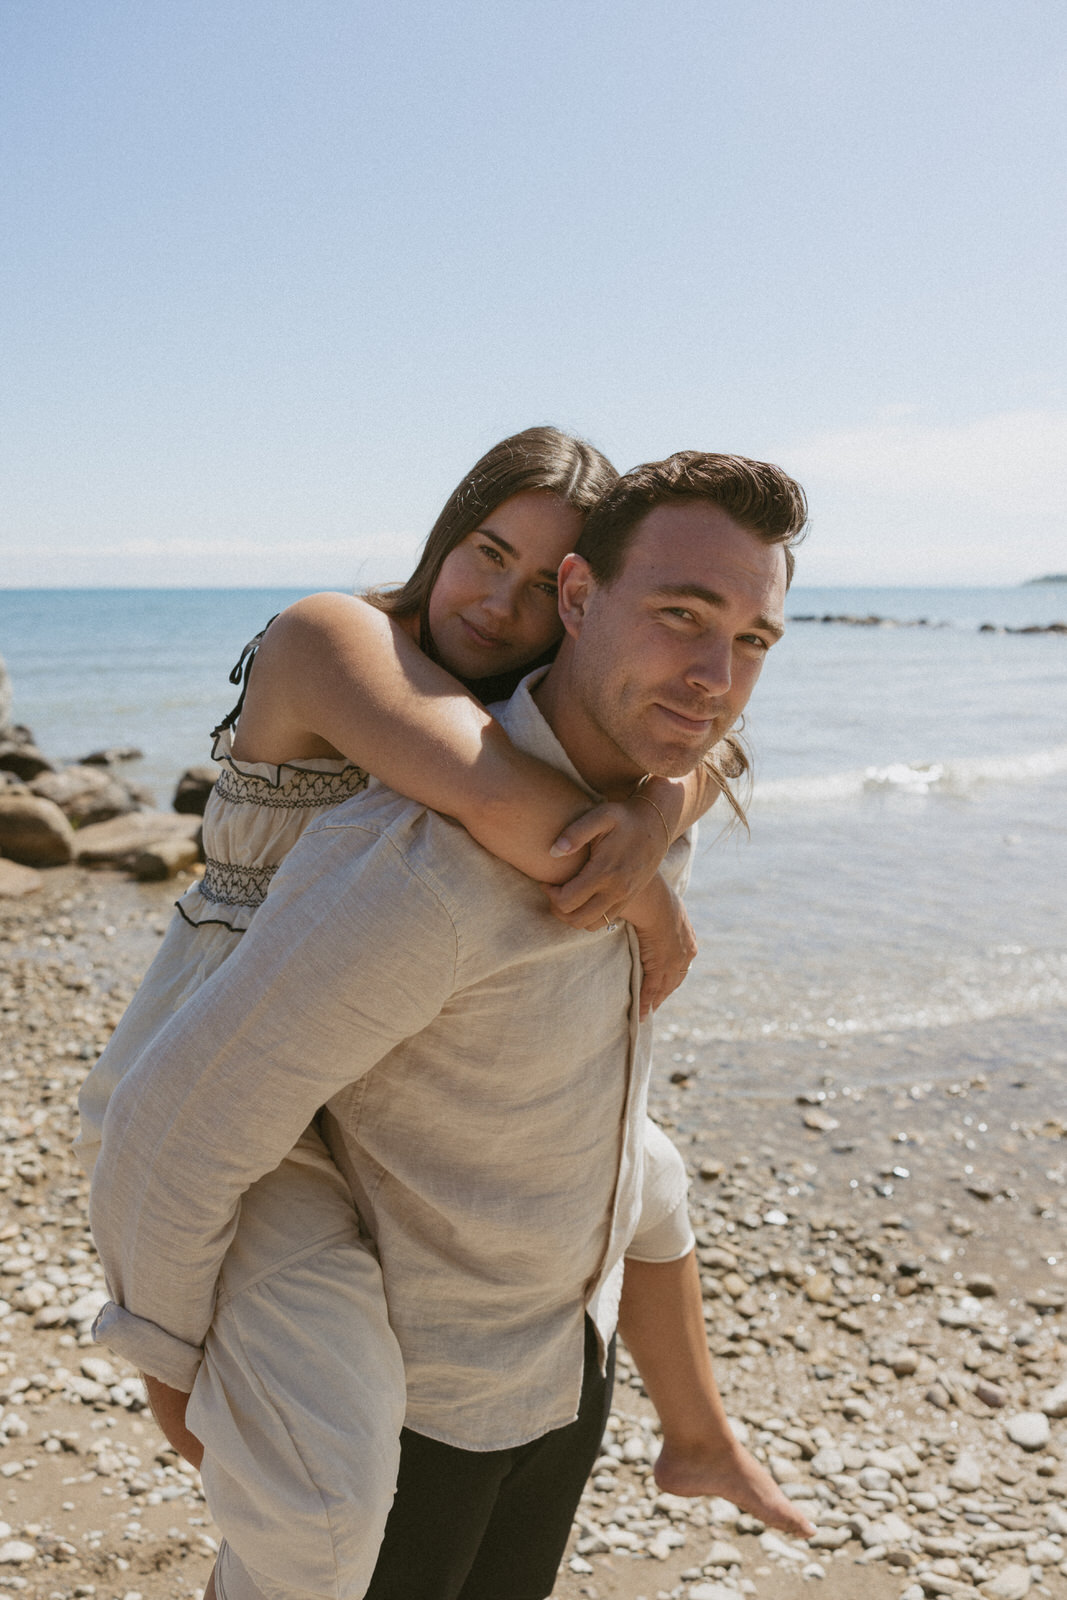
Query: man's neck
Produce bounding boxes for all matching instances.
[532,658,644,802]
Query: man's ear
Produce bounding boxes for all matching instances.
[557,554,596,639]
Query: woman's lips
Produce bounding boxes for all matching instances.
[459,617,506,650]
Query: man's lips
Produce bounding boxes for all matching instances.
[654,703,719,734]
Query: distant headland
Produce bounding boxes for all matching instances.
[1024,574,1067,584]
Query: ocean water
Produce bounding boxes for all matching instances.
[2,584,1065,1091]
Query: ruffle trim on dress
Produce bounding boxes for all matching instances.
[209,727,370,794]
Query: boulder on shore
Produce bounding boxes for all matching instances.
[0,726,54,782]
[0,793,76,866]
[30,764,140,826]
[0,857,43,898]
[173,764,219,816]
[74,811,201,870]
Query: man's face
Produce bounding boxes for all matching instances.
[561,501,787,790]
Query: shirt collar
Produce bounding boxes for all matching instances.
[491,668,600,803]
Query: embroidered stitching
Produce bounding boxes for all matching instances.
[200,859,279,909]
[215,764,369,809]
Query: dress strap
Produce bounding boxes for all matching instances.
[212,615,280,737]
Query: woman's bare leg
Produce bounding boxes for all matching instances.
[618,1250,815,1538]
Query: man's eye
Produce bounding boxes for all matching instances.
[663,607,695,623]
[535,583,558,599]
[740,633,771,650]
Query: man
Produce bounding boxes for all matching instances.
[90,451,807,1600]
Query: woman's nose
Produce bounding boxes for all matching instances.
[481,576,520,620]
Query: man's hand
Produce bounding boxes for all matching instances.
[143,1374,204,1470]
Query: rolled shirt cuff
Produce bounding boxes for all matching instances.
[92,1300,203,1391]
[624,1199,695,1263]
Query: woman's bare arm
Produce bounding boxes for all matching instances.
[233,593,727,903]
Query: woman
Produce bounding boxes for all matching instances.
[83,426,810,1600]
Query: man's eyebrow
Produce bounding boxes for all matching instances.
[479,529,559,583]
[653,583,785,640]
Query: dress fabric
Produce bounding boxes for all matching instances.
[75,724,371,1174]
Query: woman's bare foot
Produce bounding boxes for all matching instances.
[653,1437,816,1540]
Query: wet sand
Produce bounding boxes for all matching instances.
[0,868,1063,1600]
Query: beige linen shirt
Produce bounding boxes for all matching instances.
[90,673,693,1451]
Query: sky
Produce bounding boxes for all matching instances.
[1,0,1064,589]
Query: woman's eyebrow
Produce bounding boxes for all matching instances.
[479,529,559,583]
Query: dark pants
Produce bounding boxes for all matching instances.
[364,1320,616,1600]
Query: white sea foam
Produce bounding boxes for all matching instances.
[752,744,1067,808]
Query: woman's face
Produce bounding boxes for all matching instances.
[427,491,584,681]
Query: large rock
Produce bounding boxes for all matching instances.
[173,764,219,815]
[0,727,53,781]
[74,811,200,870]
[0,859,42,898]
[30,764,139,826]
[0,793,75,865]
[133,836,201,880]
[79,745,144,766]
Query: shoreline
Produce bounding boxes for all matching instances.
[0,868,1063,1600]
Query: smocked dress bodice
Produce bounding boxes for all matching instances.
[177,726,371,932]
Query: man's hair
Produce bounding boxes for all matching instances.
[575,450,808,589]
[575,451,808,828]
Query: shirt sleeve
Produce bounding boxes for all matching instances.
[625,1117,695,1264]
[89,815,458,1387]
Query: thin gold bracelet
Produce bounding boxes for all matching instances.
[632,788,671,849]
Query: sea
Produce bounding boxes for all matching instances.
[1,584,1065,1098]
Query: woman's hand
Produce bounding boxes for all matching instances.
[623,875,698,1019]
[542,795,670,929]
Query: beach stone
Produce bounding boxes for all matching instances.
[863,1513,913,1548]
[1025,1539,1060,1565]
[30,765,137,825]
[1038,1379,1067,1418]
[0,734,52,781]
[133,835,201,880]
[0,859,42,898]
[172,765,218,815]
[979,1565,1031,1598]
[810,1525,851,1548]
[805,1272,835,1303]
[80,745,143,765]
[0,793,75,865]
[949,1453,984,1492]
[74,810,200,868]
[811,1445,844,1477]
[966,1274,998,1298]
[1004,1412,1050,1451]
[0,1542,36,1565]
[975,1380,1007,1408]
[704,1537,743,1566]
[759,1529,807,1561]
[803,1108,839,1132]
[892,1349,921,1376]
[687,1585,739,1600]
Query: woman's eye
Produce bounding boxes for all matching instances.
[477,543,505,565]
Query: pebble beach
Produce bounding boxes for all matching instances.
[0,865,1063,1600]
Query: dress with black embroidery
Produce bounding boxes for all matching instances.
[75,633,371,1174]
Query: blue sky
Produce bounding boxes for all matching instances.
[2,0,1064,587]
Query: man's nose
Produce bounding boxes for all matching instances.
[686,636,732,694]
